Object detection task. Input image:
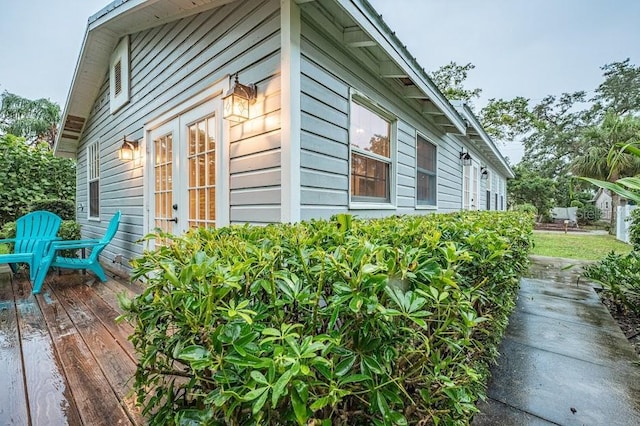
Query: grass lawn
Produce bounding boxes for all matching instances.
[532,231,632,260]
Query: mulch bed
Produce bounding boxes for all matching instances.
[600,295,640,357]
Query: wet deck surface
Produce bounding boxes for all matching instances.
[0,266,145,425]
[474,255,640,425]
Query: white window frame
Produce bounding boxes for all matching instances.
[87,141,100,221]
[348,92,397,209]
[415,132,438,209]
[110,35,130,114]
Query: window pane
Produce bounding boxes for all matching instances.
[350,102,390,158]
[416,136,436,205]
[417,172,436,205]
[351,153,389,200]
[417,136,436,172]
[87,142,100,218]
[89,180,100,217]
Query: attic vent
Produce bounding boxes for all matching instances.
[114,60,122,95]
[109,35,130,114]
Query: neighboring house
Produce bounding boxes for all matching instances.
[55,0,514,268]
[593,188,612,220]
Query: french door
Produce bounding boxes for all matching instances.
[147,98,223,239]
[463,160,480,210]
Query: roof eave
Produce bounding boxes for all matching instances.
[457,103,515,178]
[336,0,468,135]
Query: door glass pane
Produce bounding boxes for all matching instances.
[187,115,216,228]
[207,117,216,151]
[154,133,173,240]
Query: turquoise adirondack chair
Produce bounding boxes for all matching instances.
[0,211,62,281]
[32,211,121,294]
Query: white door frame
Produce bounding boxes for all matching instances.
[463,159,480,210]
[143,78,230,239]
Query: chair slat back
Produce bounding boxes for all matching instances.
[14,211,62,254]
[89,211,121,260]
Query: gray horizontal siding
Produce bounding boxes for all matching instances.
[75,0,282,266]
[300,50,350,211]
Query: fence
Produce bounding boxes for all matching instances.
[616,205,637,243]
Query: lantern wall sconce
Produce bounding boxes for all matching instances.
[459,150,472,166]
[480,166,489,179]
[223,73,257,123]
[118,136,139,161]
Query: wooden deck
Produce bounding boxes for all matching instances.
[0,266,146,425]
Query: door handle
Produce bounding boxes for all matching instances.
[168,217,178,223]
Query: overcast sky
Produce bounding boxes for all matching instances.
[1,0,639,162]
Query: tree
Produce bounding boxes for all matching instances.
[479,96,533,141]
[0,91,60,147]
[507,163,556,221]
[430,62,482,105]
[592,58,640,115]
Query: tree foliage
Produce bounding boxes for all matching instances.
[0,134,75,225]
[479,96,533,141]
[593,58,640,115]
[430,62,482,105]
[507,163,556,219]
[0,91,60,147]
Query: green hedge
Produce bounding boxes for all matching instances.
[0,134,75,226]
[121,211,534,425]
[0,219,81,259]
[29,199,76,220]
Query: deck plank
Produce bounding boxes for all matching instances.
[66,283,137,361]
[48,276,144,425]
[37,277,134,426]
[13,278,83,426]
[0,276,29,425]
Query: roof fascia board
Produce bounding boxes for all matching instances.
[54,27,96,155]
[88,0,160,30]
[335,0,467,135]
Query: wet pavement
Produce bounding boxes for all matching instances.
[474,255,640,426]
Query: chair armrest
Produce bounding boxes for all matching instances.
[50,239,103,251]
[0,238,17,244]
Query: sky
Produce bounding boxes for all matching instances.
[1,0,639,163]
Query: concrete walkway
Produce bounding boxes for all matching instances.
[474,256,640,425]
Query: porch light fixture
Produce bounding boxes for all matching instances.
[459,150,472,166]
[480,166,489,179]
[223,73,257,123]
[118,136,139,161]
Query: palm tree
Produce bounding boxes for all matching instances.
[572,112,640,232]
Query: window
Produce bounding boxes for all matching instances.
[416,134,437,206]
[110,35,130,113]
[350,100,392,203]
[87,142,100,219]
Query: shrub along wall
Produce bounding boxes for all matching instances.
[121,211,534,425]
[0,134,75,226]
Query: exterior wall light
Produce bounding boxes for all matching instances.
[223,73,257,123]
[480,166,489,179]
[459,150,472,166]
[118,136,139,161]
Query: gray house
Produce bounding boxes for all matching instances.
[55,0,513,269]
